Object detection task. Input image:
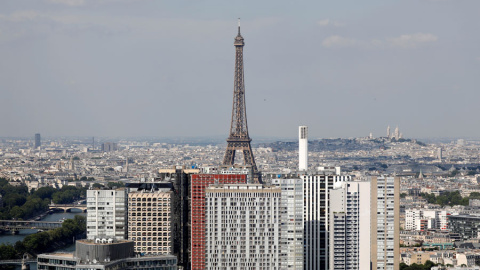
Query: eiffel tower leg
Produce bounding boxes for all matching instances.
[223,146,236,165]
[242,149,254,167]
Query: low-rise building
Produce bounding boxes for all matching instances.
[37,239,177,270]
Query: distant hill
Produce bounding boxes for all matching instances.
[259,138,419,152]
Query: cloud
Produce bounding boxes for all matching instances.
[322,33,438,49]
[48,0,86,6]
[46,0,149,6]
[317,19,344,27]
[387,33,438,48]
[0,10,42,22]
[322,35,358,48]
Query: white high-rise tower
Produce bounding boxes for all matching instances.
[329,181,371,270]
[371,176,400,270]
[299,126,308,171]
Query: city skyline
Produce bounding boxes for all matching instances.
[1,0,479,138]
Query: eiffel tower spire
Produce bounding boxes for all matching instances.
[222,20,259,178]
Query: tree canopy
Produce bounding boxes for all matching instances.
[0,215,86,260]
[0,178,86,220]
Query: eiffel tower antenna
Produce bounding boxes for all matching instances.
[222,21,259,181]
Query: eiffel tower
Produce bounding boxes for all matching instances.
[222,20,259,179]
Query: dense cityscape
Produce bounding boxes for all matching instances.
[2,125,480,270]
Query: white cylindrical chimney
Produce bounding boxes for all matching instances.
[299,126,308,171]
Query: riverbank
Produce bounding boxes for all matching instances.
[0,211,86,245]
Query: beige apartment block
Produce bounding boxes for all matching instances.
[128,191,173,255]
[371,176,400,270]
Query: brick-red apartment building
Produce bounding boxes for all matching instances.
[190,174,247,270]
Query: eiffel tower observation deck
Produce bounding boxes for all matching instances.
[222,20,260,183]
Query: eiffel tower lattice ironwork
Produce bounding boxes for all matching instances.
[222,20,258,175]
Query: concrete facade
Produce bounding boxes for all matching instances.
[299,126,308,171]
[272,178,304,269]
[127,190,173,255]
[302,173,351,270]
[190,174,247,270]
[204,184,281,269]
[371,176,400,270]
[86,188,127,240]
[329,181,371,270]
[37,239,177,270]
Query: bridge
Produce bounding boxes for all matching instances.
[49,203,87,212]
[0,259,36,265]
[0,220,63,231]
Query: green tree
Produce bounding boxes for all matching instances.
[10,206,25,219]
[3,193,27,209]
[92,183,104,189]
[107,182,124,188]
[0,243,17,260]
[33,186,56,200]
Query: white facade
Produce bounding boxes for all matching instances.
[302,173,351,270]
[329,181,371,270]
[299,126,308,171]
[272,178,304,269]
[87,188,127,240]
[371,176,400,270]
[405,209,449,231]
[205,184,281,269]
[405,209,422,231]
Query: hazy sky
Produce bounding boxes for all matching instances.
[1,0,479,139]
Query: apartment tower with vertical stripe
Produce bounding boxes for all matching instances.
[302,170,351,269]
[329,181,371,270]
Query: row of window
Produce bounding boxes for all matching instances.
[129,202,170,206]
[129,197,170,202]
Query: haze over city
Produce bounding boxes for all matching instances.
[1,0,479,139]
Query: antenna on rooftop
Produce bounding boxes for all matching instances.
[238,18,241,34]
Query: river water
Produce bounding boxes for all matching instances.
[0,210,86,270]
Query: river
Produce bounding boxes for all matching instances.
[0,210,86,245]
[0,210,86,270]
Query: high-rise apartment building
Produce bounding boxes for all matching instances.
[157,167,199,270]
[302,172,351,270]
[128,189,173,255]
[35,133,41,148]
[371,176,400,270]
[204,184,281,269]
[329,181,371,270]
[448,214,480,240]
[272,178,304,269]
[299,126,308,171]
[102,142,118,152]
[190,173,247,270]
[87,188,127,240]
